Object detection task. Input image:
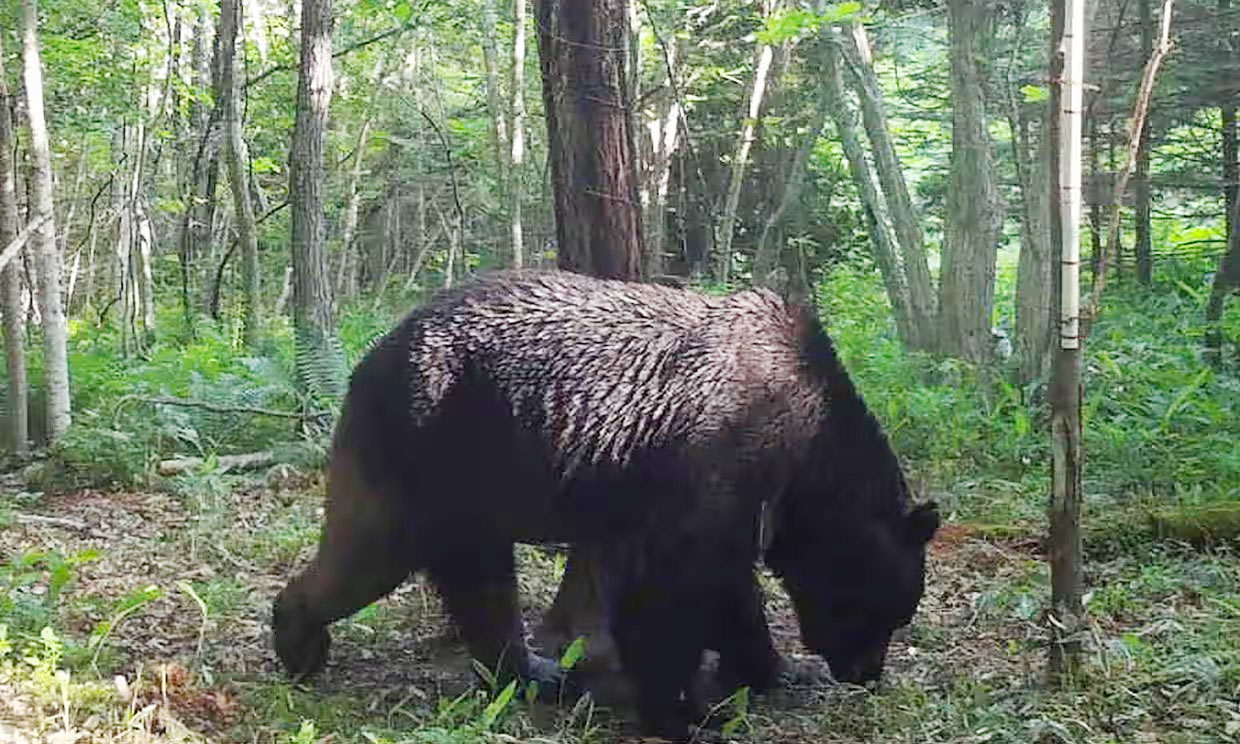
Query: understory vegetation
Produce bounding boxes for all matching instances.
[2,257,1238,743]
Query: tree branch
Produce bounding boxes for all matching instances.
[0,215,49,274]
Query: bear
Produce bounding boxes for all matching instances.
[272,269,939,741]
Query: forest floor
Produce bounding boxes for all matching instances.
[1,470,1238,744]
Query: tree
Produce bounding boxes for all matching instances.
[219,0,261,347]
[510,0,528,269]
[1048,0,1085,679]
[0,35,28,454]
[1206,0,1240,367]
[20,0,71,441]
[289,0,344,402]
[535,0,643,279]
[1135,0,1155,285]
[938,0,1003,363]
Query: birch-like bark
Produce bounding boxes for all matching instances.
[21,0,71,440]
[510,0,528,268]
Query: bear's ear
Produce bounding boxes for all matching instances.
[905,501,940,545]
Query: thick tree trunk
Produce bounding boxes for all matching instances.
[938,0,1003,363]
[1016,116,1055,383]
[714,0,776,283]
[535,0,643,279]
[842,23,936,349]
[510,0,528,268]
[822,40,917,347]
[290,0,341,400]
[1134,0,1154,285]
[0,37,28,454]
[20,0,71,441]
[219,0,261,347]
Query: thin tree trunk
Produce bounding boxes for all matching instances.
[20,0,71,440]
[1134,0,1154,285]
[0,35,28,454]
[1089,112,1103,280]
[643,35,684,278]
[1049,0,1084,680]
[510,0,527,268]
[714,0,776,283]
[842,23,936,348]
[481,0,511,211]
[752,88,827,287]
[219,0,261,347]
[822,40,917,346]
[335,117,370,304]
[290,0,341,400]
[535,0,643,279]
[1206,0,1239,367]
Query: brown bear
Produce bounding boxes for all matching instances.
[272,269,938,741]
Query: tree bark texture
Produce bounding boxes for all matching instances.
[939,0,1003,363]
[535,0,643,280]
[842,23,936,349]
[0,35,28,454]
[219,0,261,347]
[290,0,341,399]
[20,0,71,441]
[1015,115,1055,384]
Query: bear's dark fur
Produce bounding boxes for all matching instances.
[273,269,939,741]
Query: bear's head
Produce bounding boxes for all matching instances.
[765,403,940,684]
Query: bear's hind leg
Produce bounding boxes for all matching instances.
[425,537,563,692]
[611,579,710,743]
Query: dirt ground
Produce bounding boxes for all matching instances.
[3,477,1230,744]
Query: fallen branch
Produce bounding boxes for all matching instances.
[0,214,50,274]
[157,450,275,477]
[15,513,89,531]
[114,395,302,426]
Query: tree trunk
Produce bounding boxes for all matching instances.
[842,23,936,349]
[481,0,511,215]
[714,0,776,284]
[535,0,643,279]
[1048,0,1084,680]
[20,0,71,441]
[822,40,918,347]
[1088,112,1102,281]
[290,0,342,401]
[938,0,1003,363]
[1206,0,1239,367]
[335,117,370,305]
[219,0,261,347]
[510,0,528,269]
[1134,0,1154,285]
[0,36,28,454]
[1016,115,1055,383]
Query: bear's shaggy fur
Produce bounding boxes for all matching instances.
[273,269,938,741]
